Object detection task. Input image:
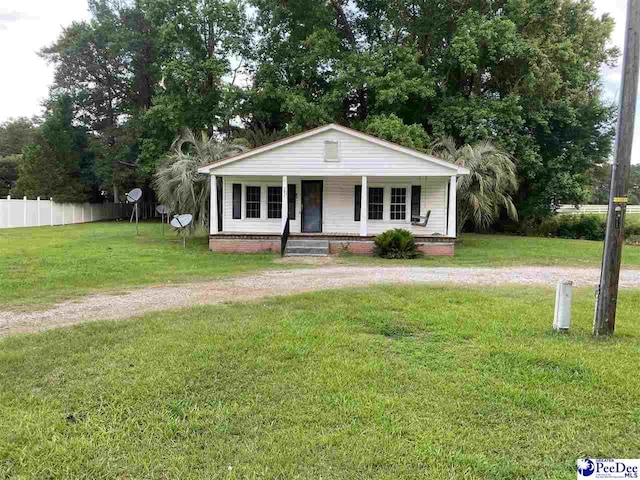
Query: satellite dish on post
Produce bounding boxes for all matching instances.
[126,188,143,235]
[156,204,169,235]
[170,214,193,248]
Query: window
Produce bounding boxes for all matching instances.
[368,187,384,220]
[411,185,421,219]
[232,184,241,219]
[354,185,361,221]
[246,186,261,218]
[324,141,339,162]
[288,184,296,220]
[391,187,406,220]
[268,186,282,218]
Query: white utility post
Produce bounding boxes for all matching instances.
[23,196,27,226]
[210,175,218,235]
[37,197,41,226]
[360,176,368,236]
[281,175,288,232]
[50,198,54,226]
[447,175,457,237]
[553,280,573,331]
[6,195,10,228]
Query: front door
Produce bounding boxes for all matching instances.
[301,180,323,233]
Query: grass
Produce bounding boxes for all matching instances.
[0,221,283,308]
[343,233,640,267]
[3,221,640,308]
[1,285,639,479]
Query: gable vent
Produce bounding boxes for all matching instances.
[324,141,340,162]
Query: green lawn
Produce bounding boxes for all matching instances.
[0,222,283,308]
[1,285,639,479]
[2,221,640,309]
[343,233,640,267]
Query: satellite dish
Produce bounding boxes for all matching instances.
[125,188,143,234]
[171,214,193,248]
[171,214,193,229]
[156,204,169,215]
[126,188,142,203]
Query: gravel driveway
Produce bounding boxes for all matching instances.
[2,265,640,337]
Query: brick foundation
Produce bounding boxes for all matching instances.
[209,238,281,253]
[209,235,455,256]
[417,243,454,256]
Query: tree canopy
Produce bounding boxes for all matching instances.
[10,0,617,220]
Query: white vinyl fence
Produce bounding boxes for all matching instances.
[0,196,129,229]
[557,204,640,215]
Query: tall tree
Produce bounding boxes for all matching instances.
[246,0,617,217]
[14,97,91,202]
[0,117,38,157]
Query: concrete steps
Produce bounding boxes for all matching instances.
[285,239,329,256]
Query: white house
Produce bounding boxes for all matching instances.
[198,124,469,256]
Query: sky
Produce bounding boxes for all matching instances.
[0,0,638,161]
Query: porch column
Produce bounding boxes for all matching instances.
[281,175,288,232]
[360,176,368,236]
[447,175,457,237]
[210,174,218,235]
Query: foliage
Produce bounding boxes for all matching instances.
[14,97,93,202]
[0,155,21,197]
[518,214,640,241]
[0,117,38,157]
[626,235,640,246]
[373,229,420,259]
[363,114,429,151]
[590,164,640,204]
[20,0,617,223]
[431,138,518,231]
[153,129,247,228]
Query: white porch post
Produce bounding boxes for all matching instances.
[447,175,457,237]
[210,174,218,235]
[281,175,288,232]
[360,176,368,236]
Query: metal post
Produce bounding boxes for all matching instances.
[594,0,640,337]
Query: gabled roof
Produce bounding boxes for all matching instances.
[197,123,469,175]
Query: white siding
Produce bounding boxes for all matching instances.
[212,130,456,177]
[220,175,448,236]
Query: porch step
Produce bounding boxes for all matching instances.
[285,239,329,256]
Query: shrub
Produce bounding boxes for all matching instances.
[626,235,640,246]
[373,229,420,259]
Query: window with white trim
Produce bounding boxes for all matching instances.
[390,187,407,220]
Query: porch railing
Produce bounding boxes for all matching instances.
[281,218,290,257]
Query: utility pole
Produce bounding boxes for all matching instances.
[594,0,640,337]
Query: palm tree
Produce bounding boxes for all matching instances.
[153,129,247,229]
[430,138,518,232]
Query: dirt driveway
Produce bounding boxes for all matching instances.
[2,265,640,337]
